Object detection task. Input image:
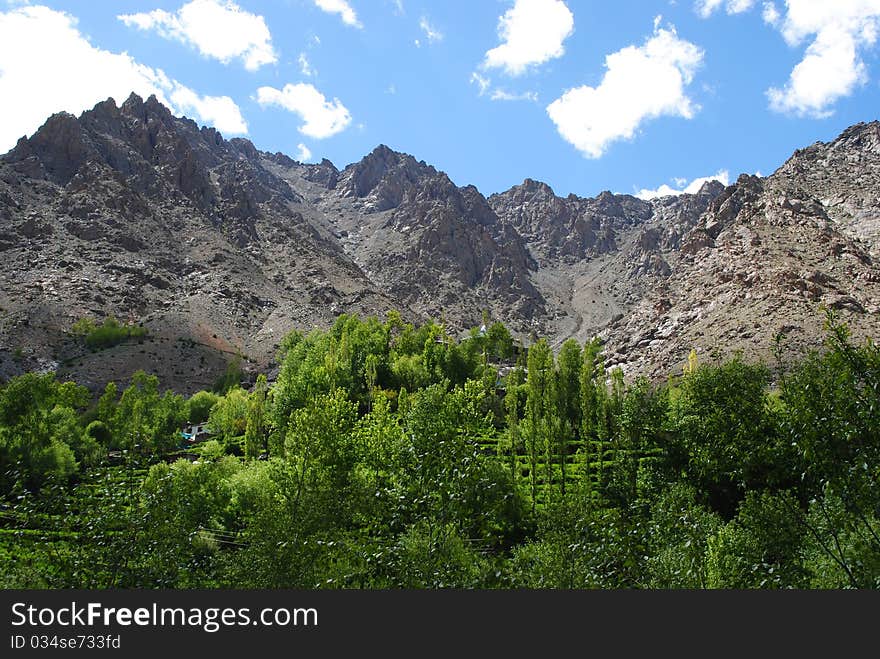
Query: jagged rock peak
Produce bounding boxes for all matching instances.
[491,178,560,202]
[120,91,145,114]
[519,178,555,195]
[338,143,442,207]
[348,144,434,178]
[89,96,119,113]
[5,110,92,184]
[300,157,340,189]
[695,180,726,197]
[823,120,880,150]
[228,137,258,160]
[734,173,764,194]
[117,92,174,126]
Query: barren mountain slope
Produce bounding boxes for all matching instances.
[488,178,724,351]
[0,94,401,393]
[606,170,880,379]
[2,95,880,392]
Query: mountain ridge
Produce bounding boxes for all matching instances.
[2,93,880,392]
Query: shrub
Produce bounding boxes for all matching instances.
[71,317,148,350]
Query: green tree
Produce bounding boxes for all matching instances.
[0,373,88,491]
[669,356,779,517]
[555,339,582,496]
[486,322,515,361]
[578,339,602,498]
[212,356,245,394]
[245,375,268,459]
[187,391,220,424]
[525,339,555,509]
[705,490,808,588]
[115,372,186,454]
[208,387,250,451]
[502,362,526,490]
[779,314,880,586]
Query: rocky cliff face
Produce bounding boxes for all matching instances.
[0,94,399,393]
[1,94,880,392]
[329,145,544,327]
[602,156,880,379]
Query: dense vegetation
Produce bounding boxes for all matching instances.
[70,316,148,350]
[1,311,878,588]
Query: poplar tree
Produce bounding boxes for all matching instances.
[556,339,582,496]
[525,339,554,509]
[579,339,601,498]
[503,361,526,489]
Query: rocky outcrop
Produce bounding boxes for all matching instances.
[331,146,545,328]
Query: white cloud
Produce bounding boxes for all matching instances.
[635,169,729,199]
[295,143,313,162]
[256,83,352,139]
[470,71,491,96]
[168,86,247,134]
[118,0,276,71]
[484,0,574,76]
[471,69,537,101]
[762,1,780,25]
[546,20,704,158]
[490,89,539,102]
[298,52,315,76]
[0,5,247,153]
[314,0,361,28]
[727,0,756,12]
[697,0,880,117]
[419,16,443,44]
[766,1,880,118]
[695,0,755,17]
[695,0,723,16]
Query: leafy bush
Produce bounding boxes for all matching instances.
[71,316,147,350]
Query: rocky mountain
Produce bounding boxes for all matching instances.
[1,93,879,393]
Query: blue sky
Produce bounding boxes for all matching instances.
[2,1,880,199]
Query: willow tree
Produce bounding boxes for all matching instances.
[245,375,268,459]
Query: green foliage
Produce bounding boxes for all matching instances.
[245,375,268,459]
[3,312,880,590]
[387,521,490,588]
[208,387,250,450]
[83,419,111,444]
[669,356,782,517]
[100,371,187,453]
[645,484,721,588]
[485,322,515,361]
[212,356,245,394]
[285,388,358,489]
[71,316,147,350]
[801,486,880,588]
[705,490,808,588]
[0,373,89,491]
[187,391,220,424]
